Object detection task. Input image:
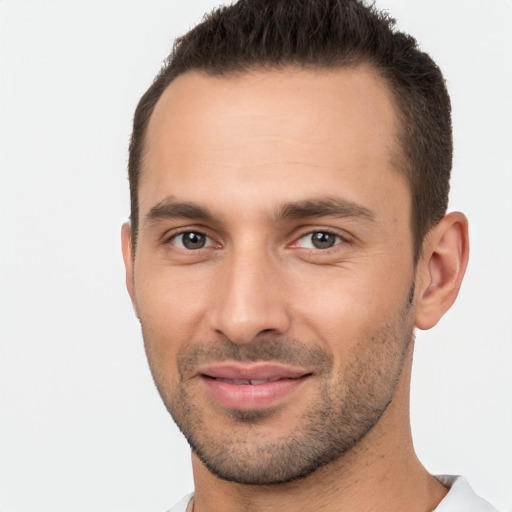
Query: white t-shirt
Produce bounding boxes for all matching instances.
[433,475,499,512]
[166,475,499,512]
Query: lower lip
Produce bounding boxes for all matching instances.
[200,376,309,410]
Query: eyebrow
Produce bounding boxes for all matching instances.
[144,198,215,225]
[272,197,376,223]
[143,196,375,226]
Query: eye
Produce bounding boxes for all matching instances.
[296,231,343,249]
[170,231,215,250]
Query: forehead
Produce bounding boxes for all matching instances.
[141,66,407,222]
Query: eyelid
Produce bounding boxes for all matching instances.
[159,225,352,251]
[290,228,351,249]
[162,226,221,249]
[173,233,215,250]
[297,232,342,249]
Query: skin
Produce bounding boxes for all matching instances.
[122,66,469,512]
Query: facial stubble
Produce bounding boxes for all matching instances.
[142,288,415,485]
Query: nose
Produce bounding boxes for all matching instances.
[210,248,291,344]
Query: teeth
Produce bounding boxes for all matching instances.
[217,378,252,384]
[249,379,267,385]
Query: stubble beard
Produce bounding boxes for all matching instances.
[142,291,415,485]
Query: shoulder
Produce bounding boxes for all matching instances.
[164,492,194,512]
[434,475,500,512]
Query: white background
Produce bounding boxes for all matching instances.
[0,1,511,511]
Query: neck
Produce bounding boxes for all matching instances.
[190,347,448,512]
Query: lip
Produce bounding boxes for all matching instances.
[197,362,312,410]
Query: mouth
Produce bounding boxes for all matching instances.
[210,376,287,385]
[197,363,312,410]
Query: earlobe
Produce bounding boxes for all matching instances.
[414,212,469,330]
[121,222,140,319]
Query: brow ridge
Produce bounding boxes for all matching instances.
[144,196,375,226]
[145,198,214,225]
[273,197,375,222]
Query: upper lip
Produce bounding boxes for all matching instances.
[196,362,311,381]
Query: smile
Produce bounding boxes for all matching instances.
[197,363,312,410]
[213,377,285,385]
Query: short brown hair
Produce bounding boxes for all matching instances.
[128,0,452,260]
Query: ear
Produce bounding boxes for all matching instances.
[121,222,139,319]
[414,212,469,330]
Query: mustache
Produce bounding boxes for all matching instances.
[177,337,333,376]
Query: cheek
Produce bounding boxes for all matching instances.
[288,264,412,352]
[133,265,211,362]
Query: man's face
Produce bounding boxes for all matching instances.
[124,67,418,484]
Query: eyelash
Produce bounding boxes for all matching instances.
[166,230,218,250]
[164,229,347,252]
[294,231,345,250]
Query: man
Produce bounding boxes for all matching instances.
[121,1,498,511]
